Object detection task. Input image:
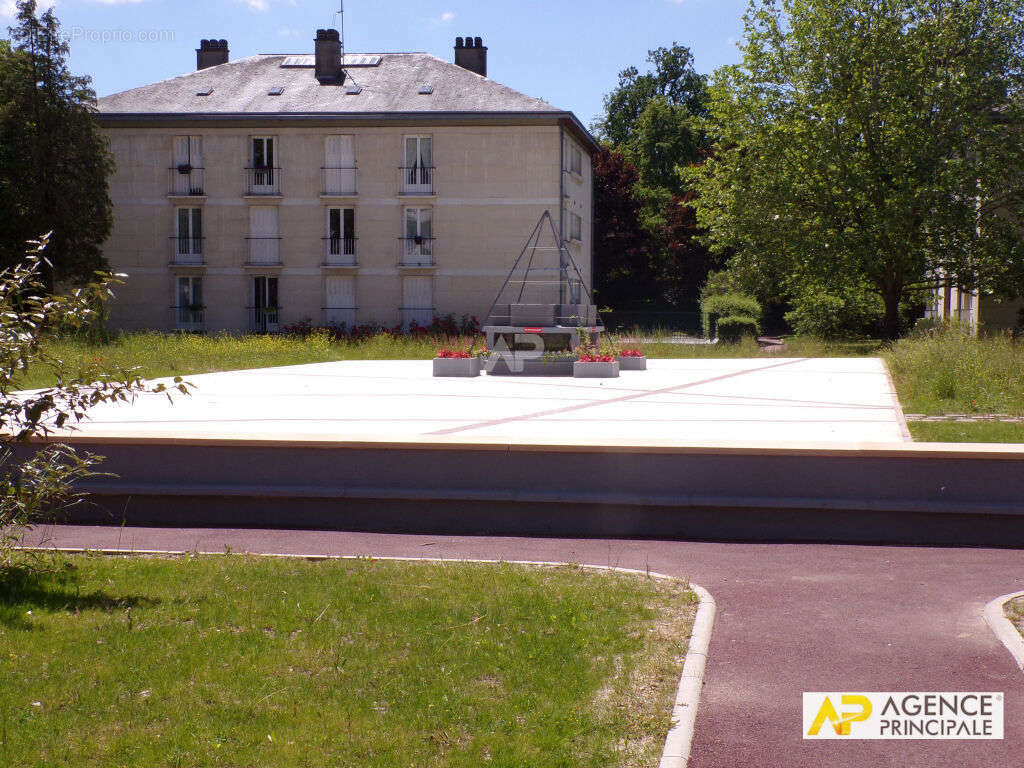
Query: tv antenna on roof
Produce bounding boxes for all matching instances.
[335,0,346,66]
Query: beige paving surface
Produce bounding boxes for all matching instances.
[60,357,911,445]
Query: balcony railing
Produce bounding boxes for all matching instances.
[169,236,204,264]
[168,166,205,196]
[399,165,434,195]
[323,236,357,266]
[398,236,435,266]
[172,306,205,331]
[248,306,281,333]
[401,306,434,330]
[245,167,281,196]
[323,306,357,328]
[246,236,281,265]
[321,167,357,196]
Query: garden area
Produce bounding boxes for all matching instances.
[0,553,696,768]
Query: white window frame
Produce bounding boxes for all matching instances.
[402,135,433,194]
[403,206,433,263]
[250,135,278,192]
[325,206,356,263]
[175,276,203,330]
[174,207,203,262]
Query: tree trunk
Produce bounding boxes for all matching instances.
[882,289,902,340]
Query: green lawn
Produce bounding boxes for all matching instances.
[907,421,1024,443]
[0,554,696,768]
[1007,597,1024,637]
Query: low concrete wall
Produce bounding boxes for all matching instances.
[18,436,1024,546]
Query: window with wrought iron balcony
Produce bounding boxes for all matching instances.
[324,207,357,266]
[399,206,434,266]
[246,136,280,195]
[169,165,205,196]
[400,136,434,195]
[171,208,204,264]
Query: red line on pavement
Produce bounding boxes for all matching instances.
[427,357,810,436]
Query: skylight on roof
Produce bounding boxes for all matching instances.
[268,86,284,96]
[278,54,381,68]
[344,85,362,95]
[418,85,434,95]
[196,86,213,96]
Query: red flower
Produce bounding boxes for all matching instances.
[579,354,615,363]
[437,349,472,359]
[619,349,644,357]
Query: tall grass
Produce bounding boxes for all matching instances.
[884,326,1024,415]
[15,331,479,389]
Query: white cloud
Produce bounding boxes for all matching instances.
[440,10,455,23]
[88,0,147,5]
[2,0,56,17]
[236,0,268,11]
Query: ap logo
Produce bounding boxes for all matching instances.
[807,694,873,736]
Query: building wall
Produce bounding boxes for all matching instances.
[102,122,590,332]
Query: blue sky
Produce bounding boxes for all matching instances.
[2,0,748,128]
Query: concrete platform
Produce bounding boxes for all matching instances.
[22,356,1024,544]
[62,357,911,445]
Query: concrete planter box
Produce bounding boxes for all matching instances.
[617,355,647,371]
[433,357,481,377]
[573,361,620,378]
[485,357,575,376]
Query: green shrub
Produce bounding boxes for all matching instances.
[716,315,760,343]
[784,288,885,339]
[701,292,761,338]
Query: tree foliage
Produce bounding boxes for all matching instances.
[592,149,655,308]
[593,44,718,318]
[1,236,188,565]
[594,44,708,147]
[689,0,1024,338]
[0,0,114,288]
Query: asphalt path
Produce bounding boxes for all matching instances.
[20,525,1024,767]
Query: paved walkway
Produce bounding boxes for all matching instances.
[21,525,1023,767]
[53,357,909,444]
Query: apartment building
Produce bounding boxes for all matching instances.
[96,31,596,332]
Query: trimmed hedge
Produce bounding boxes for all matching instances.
[701,292,762,339]
[717,315,760,343]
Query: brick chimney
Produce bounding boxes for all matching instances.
[315,28,345,85]
[196,39,229,71]
[454,36,487,77]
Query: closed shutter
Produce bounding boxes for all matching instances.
[248,206,279,264]
[325,276,355,308]
[324,276,356,327]
[324,135,355,194]
[402,277,433,329]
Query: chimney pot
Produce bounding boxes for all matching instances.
[454,35,487,77]
[196,38,229,70]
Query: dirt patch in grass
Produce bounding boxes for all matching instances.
[0,554,697,768]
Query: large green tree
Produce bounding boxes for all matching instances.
[0,0,113,287]
[689,0,1024,338]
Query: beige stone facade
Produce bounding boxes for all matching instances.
[101,121,593,333]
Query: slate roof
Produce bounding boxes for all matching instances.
[97,53,561,116]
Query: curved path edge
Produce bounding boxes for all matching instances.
[15,545,716,768]
[984,590,1024,675]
